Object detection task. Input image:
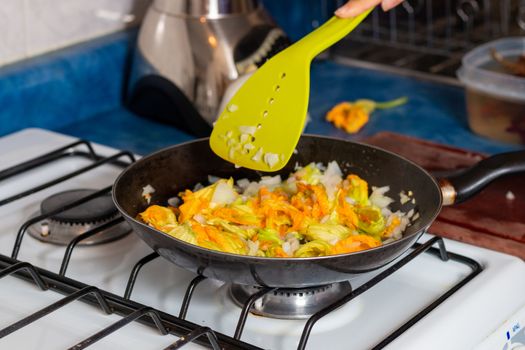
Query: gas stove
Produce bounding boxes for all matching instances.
[0,128,524,350]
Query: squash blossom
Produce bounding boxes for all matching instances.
[325,97,408,134]
[138,161,415,258]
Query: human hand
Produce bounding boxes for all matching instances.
[335,0,404,18]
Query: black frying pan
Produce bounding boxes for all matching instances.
[113,135,525,288]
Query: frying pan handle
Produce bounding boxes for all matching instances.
[440,151,525,205]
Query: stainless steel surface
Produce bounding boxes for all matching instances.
[328,0,525,82]
[439,179,457,206]
[27,190,131,245]
[128,0,287,126]
[229,282,353,319]
[154,0,260,18]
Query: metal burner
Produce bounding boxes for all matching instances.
[229,282,352,319]
[28,189,131,245]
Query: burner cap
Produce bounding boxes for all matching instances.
[28,189,131,246]
[229,282,352,319]
[42,189,117,224]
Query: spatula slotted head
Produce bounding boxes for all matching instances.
[210,12,373,171]
[210,51,309,172]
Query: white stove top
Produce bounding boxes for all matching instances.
[0,128,524,350]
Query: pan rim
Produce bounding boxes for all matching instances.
[112,134,443,262]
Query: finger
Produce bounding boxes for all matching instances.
[381,0,404,12]
[335,0,382,18]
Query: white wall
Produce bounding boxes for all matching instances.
[0,0,151,66]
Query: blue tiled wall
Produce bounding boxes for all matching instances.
[0,30,135,137]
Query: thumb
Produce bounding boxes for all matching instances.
[335,0,381,18]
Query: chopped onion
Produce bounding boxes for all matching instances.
[243,143,255,151]
[282,242,292,256]
[142,184,155,196]
[345,197,356,205]
[251,147,263,162]
[370,186,393,209]
[208,175,220,184]
[259,175,282,190]
[264,152,279,168]
[237,178,250,189]
[142,185,155,204]
[167,197,181,207]
[381,208,393,217]
[239,125,257,135]
[193,214,207,224]
[320,161,343,201]
[399,191,410,204]
[315,162,327,171]
[247,240,260,256]
[211,182,237,205]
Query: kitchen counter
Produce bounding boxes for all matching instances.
[0,30,522,156]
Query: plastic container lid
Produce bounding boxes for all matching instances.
[457,37,525,102]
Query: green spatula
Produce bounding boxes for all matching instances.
[210,9,373,171]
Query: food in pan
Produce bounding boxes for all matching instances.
[139,162,416,258]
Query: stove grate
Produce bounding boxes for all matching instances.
[178,275,208,320]
[58,216,125,275]
[0,139,260,350]
[0,147,134,208]
[166,327,221,350]
[0,140,97,182]
[0,285,112,339]
[0,254,253,350]
[299,236,481,350]
[124,251,160,300]
[126,237,482,349]
[72,306,169,349]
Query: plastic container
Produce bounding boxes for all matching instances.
[457,37,525,144]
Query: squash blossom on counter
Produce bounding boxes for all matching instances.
[138,162,415,258]
[326,97,408,134]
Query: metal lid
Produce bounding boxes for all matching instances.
[153,0,260,18]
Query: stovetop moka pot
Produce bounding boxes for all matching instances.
[127,0,289,136]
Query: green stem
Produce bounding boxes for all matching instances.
[375,97,408,110]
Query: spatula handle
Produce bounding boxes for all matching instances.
[292,8,374,59]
